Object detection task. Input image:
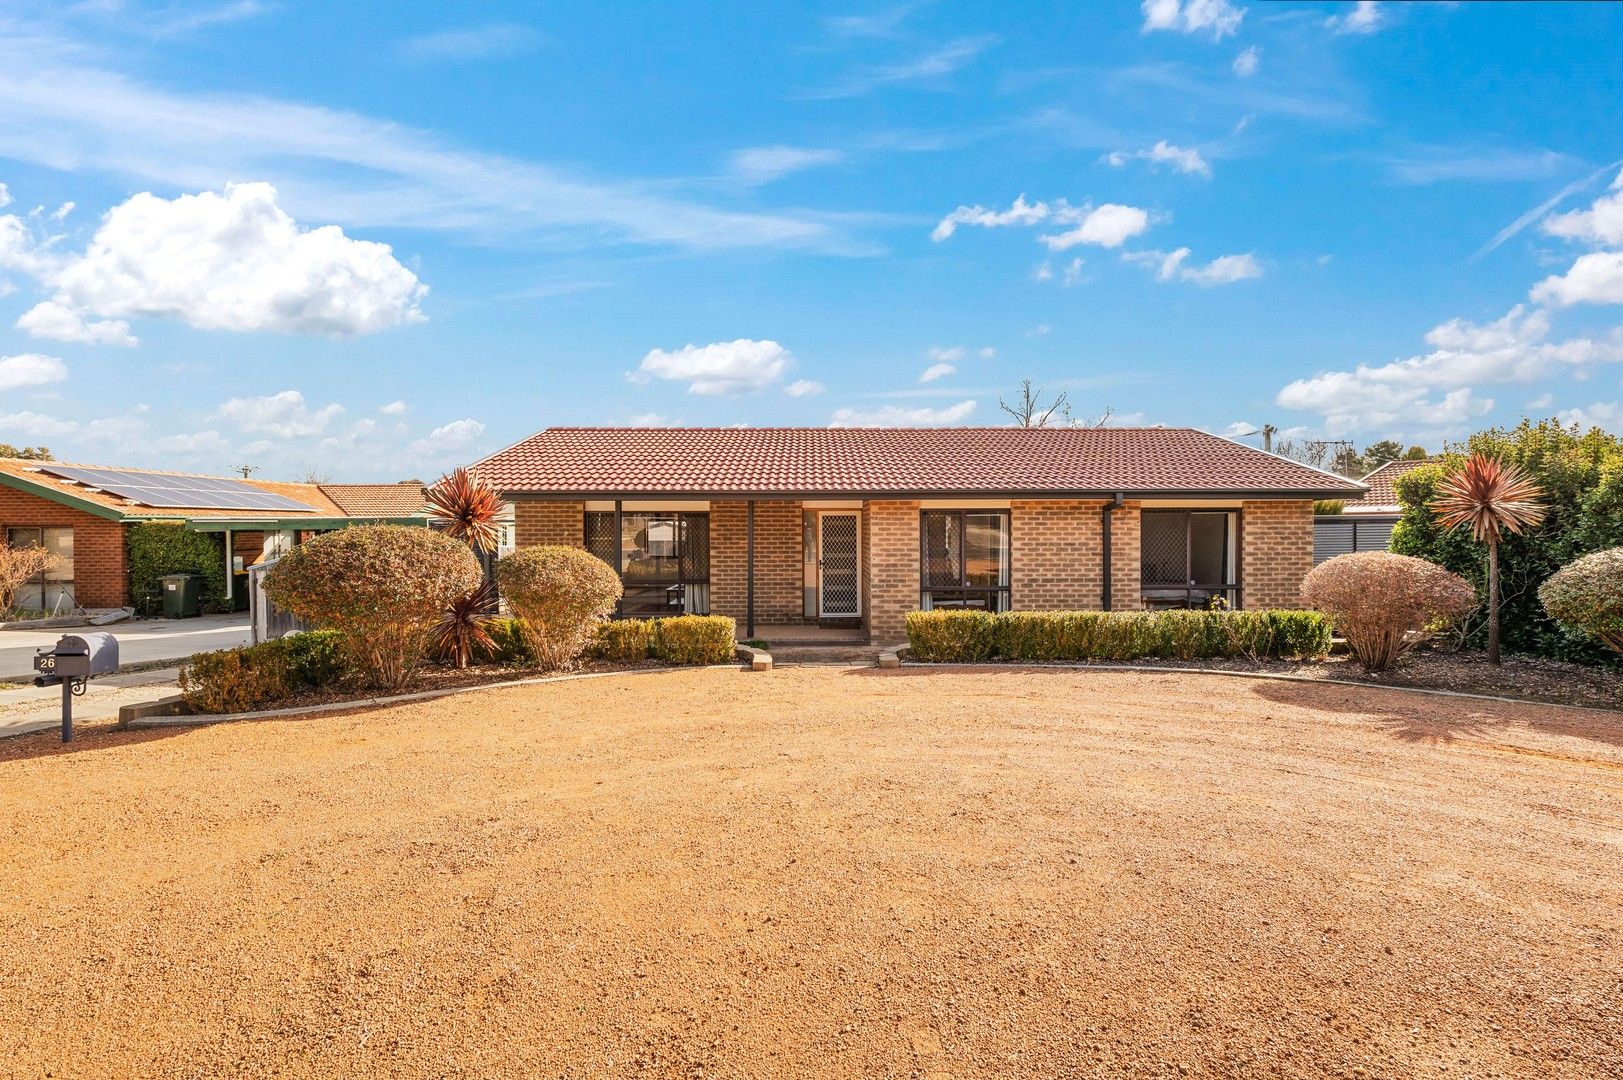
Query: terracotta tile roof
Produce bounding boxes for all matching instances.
[0,459,345,518]
[474,428,1368,498]
[321,483,429,517]
[1345,458,1434,512]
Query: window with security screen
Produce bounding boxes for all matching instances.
[920,511,1009,612]
[583,511,710,617]
[1140,510,1237,610]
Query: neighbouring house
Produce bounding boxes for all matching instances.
[0,459,430,612]
[474,427,1366,644]
[1312,457,1434,565]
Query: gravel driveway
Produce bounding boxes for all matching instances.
[1,666,1618,1078]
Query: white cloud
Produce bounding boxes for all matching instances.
[978,346,996,359]
[421,418,485,448]
[153,429,231,456]
[0,352,67,392]
[829,399,978,427]
[730,146,844,184]
[15,300,136,346]
[1038,204,1152,251]
[920,362,956,383]
[1127,247,1263,286]
[627,412,674,426]
[1527,392,1554,410]
[216,390,345,438]
[1542,168,1623,246]
[1026,324,1051,337]
[401,23,542,60]
[932,194,1049,241]
[800,35,997,99]
[1530,251,1623,307]
[1106,140,1212,178]
[379,400,408,415]
[1276,305,1623,432]
[634,338,792,395]
[0,410,77,438]
[1221,420,1257,437]
[1233,46,1259,77]
[1557,402,1623,430]
[15,183,426,345]
[927,346,967,362]
[1033,261,1053,282]
[0,183,10,208]
[784,379,824,398]
[1141,0,1245,39]
[1062,257,1085,286]
[1327,1,1384,35]
[49,202,73,222]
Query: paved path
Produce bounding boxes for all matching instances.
[0,613,249,681]
[0,668,180,739]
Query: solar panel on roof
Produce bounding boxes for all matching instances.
[39,466,319,512]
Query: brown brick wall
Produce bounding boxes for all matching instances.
[0,486,129,608]
[1010,500,1105,610]
[866,500,920,644]
[1240,500,1314,609]
[513,500,584,548]
[1111,502,1144,611]
[711,501,802,625]
[232,530,267,566]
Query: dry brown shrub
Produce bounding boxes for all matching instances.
[0,543,58,614]
[1302,552,1477,672]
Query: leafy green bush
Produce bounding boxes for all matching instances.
[907,609,998,662]
[1539,548,1623,656]
[909,608,1333,663]
[179,630,350,714]
[495,546,624,670]
[263,525,482,690]
[476,616,535,664]
[653,615,737,664]
[1391,419,1623,664]
[592,618,655,661]
[127,522,229,615]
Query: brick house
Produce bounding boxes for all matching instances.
[0,459,430,613]
[1313,457,1433,565]
[473,428,1366,644]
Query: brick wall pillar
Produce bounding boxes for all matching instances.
[1110,501,1143,611]
[1010,500,1105,610]
[865,500,920,644]
[512,500,584,548]
[1240,500,1314,609]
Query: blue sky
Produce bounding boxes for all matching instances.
[0,0,1620,480]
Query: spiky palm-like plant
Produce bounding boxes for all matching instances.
[1431,454,1546,665]
[429,581,498,669]
[427,467,505,554]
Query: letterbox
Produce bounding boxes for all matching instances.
[34,632,120,681]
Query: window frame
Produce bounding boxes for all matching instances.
[918,509,1012,613]
[1138,508,1241,610]
[583,509,711,617]
[5,525,75,612]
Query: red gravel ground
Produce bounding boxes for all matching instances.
[1,666,1619,1078]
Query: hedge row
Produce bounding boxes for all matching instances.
[906,609,1332,663]
[179,630,348,714]
[589,615,738,665]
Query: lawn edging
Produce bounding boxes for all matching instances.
[122,664,744,730]
[897,659,1623,716]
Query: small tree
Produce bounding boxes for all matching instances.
[0,543,58,614]
[427,467,505,553]
[263,525,482,690]
[429,580,498,669]
[496,546,623,671]
[1303,552,1478,672]
[998,379,1113,427]
[1431,454,1546,665]
[1539,548,1623,657]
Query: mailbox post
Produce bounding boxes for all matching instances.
[33,632,120,743]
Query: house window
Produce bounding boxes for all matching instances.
[583,511,710,617]
[920,510,1010,612]
[5,526,74,614]
[1140,510,1238,609]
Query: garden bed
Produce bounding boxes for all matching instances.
[903,645,1622,711]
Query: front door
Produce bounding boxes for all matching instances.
[817,512,861,618]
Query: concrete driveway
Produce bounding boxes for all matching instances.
[0,612,250,681]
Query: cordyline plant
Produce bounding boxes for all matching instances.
[1539,548,1623,657]
[1302,552,1478,672]
[263,525,483,690]
[429,580,498,669]
[427,467,505,554]
[0,543,57,614]
[496,545,623,671]
[1431,454,1546,665]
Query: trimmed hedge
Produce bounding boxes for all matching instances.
[906,609,1332,663]
[179,629,348,713]
[477,617,536,664]
[588,615,738,664]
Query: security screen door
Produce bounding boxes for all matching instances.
[818,512,860,617]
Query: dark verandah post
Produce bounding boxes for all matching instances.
[746,499,756,640]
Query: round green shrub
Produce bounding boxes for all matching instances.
[263,525,481,689]
[1539,548,1623,656]
[495,545,623,670]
